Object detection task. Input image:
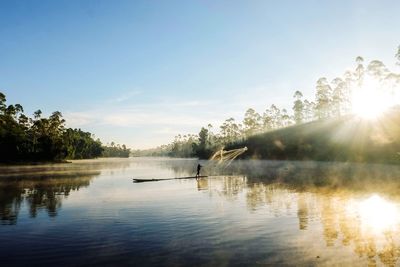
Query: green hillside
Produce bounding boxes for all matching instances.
[228,108,400,164]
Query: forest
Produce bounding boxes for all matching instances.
[0,93,130,163]
[102,142,131,158]
[135,45,400,162]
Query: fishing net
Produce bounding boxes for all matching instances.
[209,147,248,165]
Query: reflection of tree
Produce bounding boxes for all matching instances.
[204,175,400,266]
[221,176,246,200]
[196,176,247,200]
[0,173,98,224]
[320,196,339,246]
[297,194,308,230]
[0,185,24,224]
[221,159,400,266]
[246,183,292,213]
[260,186,400,265]
[0,158,132,225]
[313,193,400,266]
[379,235,398,267]
[151,158,400,266]
[219,160,400,197]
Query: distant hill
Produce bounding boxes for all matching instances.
[228,107,400,164]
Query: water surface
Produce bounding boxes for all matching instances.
[1,158,400,266]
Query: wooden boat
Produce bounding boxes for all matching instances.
[133,175,208,183]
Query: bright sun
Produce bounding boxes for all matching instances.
[351,77,393,119]
[357,195,400,233]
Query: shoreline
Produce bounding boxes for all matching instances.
[0,160,72,166]
[0,156,130,166]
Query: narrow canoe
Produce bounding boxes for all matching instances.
[133,175,208,183]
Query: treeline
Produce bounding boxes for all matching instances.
[102,142,130,158]
[0,92,130,163]
[229,109,400,164]
[137,45,400,159]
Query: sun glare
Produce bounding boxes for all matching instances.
[357,195,400,233]
[351,77,394,119]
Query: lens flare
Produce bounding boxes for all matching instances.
[351,77,395,119]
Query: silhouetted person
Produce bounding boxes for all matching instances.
[196,163,202,178]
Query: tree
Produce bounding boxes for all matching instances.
[262,108,273,131]
[367,60,388,78]
[193,127,211,159]
[33,110,42,119]
[102,141,129,158]
[281,108,292,127]
[0,92,6,113]
[219,118,242,144]
[269,104,282,129]
[0,91,104,162]
[355,56,365,85]
[303,100,316,122]
[292,90,304,124]
[331,78,347,117]
[243,108,262,137]
[315,78,332,119]
[198,127,208,149]
[63,128,103,159]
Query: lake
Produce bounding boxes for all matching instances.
[1,158,400,266]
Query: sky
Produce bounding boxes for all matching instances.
[1,0,400,149]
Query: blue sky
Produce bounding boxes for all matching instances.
[1,0,399,148]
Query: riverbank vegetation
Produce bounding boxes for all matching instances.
[102,142,131,158]
[0,93,130,163]
[135,45,400,163]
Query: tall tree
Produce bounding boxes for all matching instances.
[243,108,262,137]
[193,127,210,158]
[331,78,347,117]
[292,90,304,124]
[198,127,208,149]
[280,108,292,127]
[268,104,282,129]
[315,77,332,119]
[0,92,6,113]
[355,56,365,86]
[303,100,316,122]
[220,118,241,144]
[262,108,273,131]
[367,60,388,78]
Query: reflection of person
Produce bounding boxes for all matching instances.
[197,178,208,191]
[196,163,202,178]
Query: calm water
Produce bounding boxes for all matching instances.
[2,158,400,266]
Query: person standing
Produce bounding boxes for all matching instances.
[196,163,202,178]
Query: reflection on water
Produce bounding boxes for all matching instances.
[297,193,309,230]
[2,158,400,266]
[0,158,131,224]
[314,193,400,266]
[355,195,400,233]
[0,175,97,224]
[198,175,400,266]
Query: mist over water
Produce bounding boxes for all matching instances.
[1,158,400,266]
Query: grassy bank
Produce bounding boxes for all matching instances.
[228,109,400,164]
